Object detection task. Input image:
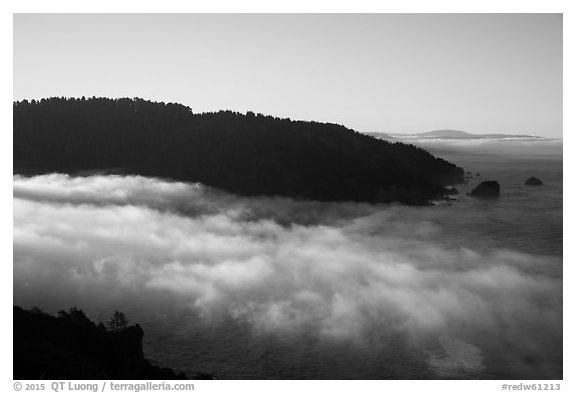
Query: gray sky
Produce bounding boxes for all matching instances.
[13,13,562,137]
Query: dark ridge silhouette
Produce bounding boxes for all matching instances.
[13,97,465,205]
[13,306,209,380]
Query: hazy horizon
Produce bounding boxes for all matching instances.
[13,14,562,138]
[369,128,563,138]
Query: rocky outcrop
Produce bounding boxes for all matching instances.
[525,176,543,186]
[470,181,500,199]
[13,306,190,380]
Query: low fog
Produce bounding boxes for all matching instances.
[402,137,563,157]
[13,174,561,377]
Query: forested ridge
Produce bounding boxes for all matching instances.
[14,97,464,204]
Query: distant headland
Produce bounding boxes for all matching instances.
[14,97,465,205]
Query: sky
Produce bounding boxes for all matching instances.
[13,13,563,137]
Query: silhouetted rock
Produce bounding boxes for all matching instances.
[525,176,543,186]
[13,97,465,205]
[471,181,500,199]
[13,306,188,380]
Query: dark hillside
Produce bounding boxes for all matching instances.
[14,97,464,204]
[13,306,190,380]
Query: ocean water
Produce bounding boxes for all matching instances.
[427,153,562,264]
[13,152,562,380]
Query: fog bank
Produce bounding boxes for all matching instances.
[13,174,562,377]
[400,137,562,157]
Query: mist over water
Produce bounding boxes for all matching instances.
[397,136,563,157]
[13,148,562,379]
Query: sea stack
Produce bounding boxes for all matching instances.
[525,176,543,186]
[471,181,500,199]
